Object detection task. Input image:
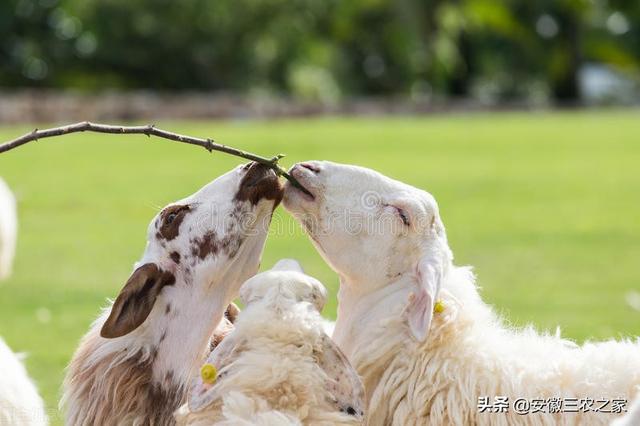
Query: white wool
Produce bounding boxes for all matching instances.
[176,392,301,426]
[0,177,17,281]
[0,338,47,426]
[355,267,640,425]
[176,262,364,425]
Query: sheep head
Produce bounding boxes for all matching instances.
[282,161,452,342]
[101,162,283,339]
[239,258,327,312]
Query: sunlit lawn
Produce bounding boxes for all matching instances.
[1,109,639,424]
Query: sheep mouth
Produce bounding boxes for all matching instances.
[290,180,315,201]
[285,164,317,202]
[282,179,315,204]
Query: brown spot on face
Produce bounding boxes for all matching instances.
[157,204,191,241]
[224,234,243,258]
[170,251,180,264]
[229,206,243,223]
[194,231,220,260]
[234,163,284,206]
[165,304,171,315]
[192,231,245,261]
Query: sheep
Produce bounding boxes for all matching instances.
[0,177,17,281]
[62,162,283,426]
[175,259,365,426]
[0,337,48,426]
[283,160,640,426]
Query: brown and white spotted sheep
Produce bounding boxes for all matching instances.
[62,163,283,426]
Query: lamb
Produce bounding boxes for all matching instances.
[62,162,283,426]
[0,177,17,281]
[283,160,640,426]
[175,259,365,426]
[0,337,48,426]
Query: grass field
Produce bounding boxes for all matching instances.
[1,110,639,424]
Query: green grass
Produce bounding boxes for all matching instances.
[1,110,639,424]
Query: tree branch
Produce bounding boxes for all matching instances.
[0,121,311,195]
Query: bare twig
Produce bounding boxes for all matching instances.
[0,121,311,195]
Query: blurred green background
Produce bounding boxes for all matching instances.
[1,0,639,104]
[2,0,640,424]
[1,111,639,423]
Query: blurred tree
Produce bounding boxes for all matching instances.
[65,0,337,91]
[0,0,77,87]
[0,0,638,103]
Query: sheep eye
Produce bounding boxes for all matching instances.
[166,213,177,224]
[395,207,410,226]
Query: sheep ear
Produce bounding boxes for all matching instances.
[406,253,444,342]
[188,333,242,412]
[318,334,365,420]
[101,263,175,338]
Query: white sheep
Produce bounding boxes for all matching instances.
[283,160,640,426]
[0,177,17,281]
[0,337,48,426]
[62,163,283,425]
[175,259,365,426]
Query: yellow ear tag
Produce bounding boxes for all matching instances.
[434,300,445,314]
[200,363,217,384]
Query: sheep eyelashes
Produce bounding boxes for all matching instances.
[176,259,365,425]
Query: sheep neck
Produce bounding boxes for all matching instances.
[63,271,236,426]
[149,285,228,388]
[333,268,479,407]
[334,274,413,363]
[151,240,264,389]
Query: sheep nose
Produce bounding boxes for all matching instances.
[299,162,321,174]
[241,162,273,187]
[235,162,283,204]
